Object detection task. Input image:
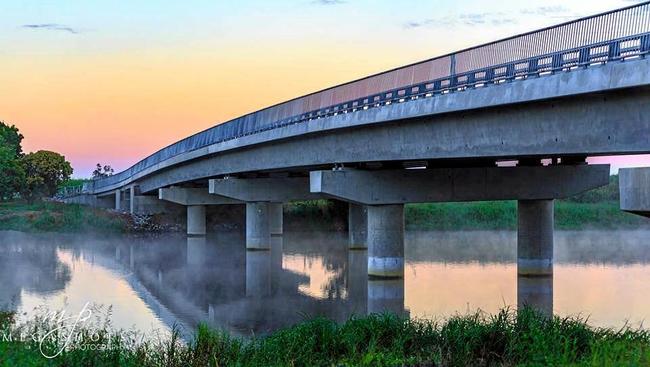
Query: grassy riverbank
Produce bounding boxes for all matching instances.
[405,200,648,231]
[0,201,128,233]
[0,308,648,366]
[1,175,647,233]
[0,199,647,234]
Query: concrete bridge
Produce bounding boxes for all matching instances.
[65,3,650,295]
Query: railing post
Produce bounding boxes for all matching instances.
[484,68,495,85]
[505,64,515,80]
[641,34,650,55]
[466,73,476,87]
[528,58,539,76]
[448,54,457,89]
[608,41,621,60]
[578,47,590,67]
[551,54,563,71]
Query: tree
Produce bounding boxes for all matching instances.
[92,163,114,179]
[0,137,25,201]
[0,121,24,157]
[20,150,73,201]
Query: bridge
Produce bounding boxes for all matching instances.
[65,3,650,296]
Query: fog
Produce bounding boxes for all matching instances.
[1,229,649,335]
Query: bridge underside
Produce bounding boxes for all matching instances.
[136,86,650,193]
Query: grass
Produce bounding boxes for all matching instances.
[0,308,648,366]
[0,201,128,233]
[0,199,646,234]
[405,200,649,231]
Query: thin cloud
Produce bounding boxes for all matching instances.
[311,0,346,5]
[403,13,516,29]
[21,23,79,34]
[520,6,570,16]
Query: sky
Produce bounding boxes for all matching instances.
[0,0,648,177]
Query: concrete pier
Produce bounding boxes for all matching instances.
[367,278,405,316]
[186,236,208,265]
[115,190,121,211]
[517,200,554,276]
[348,203,368,249]
[367,204,404,278]
[246,250,272,297]
[187,205,207,236]
[246,202,270,250]
[518,274,553,317]
[269,203,284,236]
[348,250,368,313]
[129,186,136,213]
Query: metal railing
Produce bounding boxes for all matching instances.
[94,2,650,191]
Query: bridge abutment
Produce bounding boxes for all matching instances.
[348,203,368,249]
[367,204,404,278]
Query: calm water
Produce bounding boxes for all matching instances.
[1,230,650,337]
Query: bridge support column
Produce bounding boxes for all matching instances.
[129,186,138,214]
[349,203,367,249]
[269,203,283,236]
[518,274,553,317]
[246,202,270,250]
[114,190,121,211]
[367,204,404,278]
[348,250,368,313]
[246,250,272,297]
[187,205,207,236]
[368,278,405,316]
[517,199,554,276]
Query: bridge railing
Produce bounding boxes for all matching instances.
[93,2,650,192]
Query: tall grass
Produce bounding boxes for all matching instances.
[0,201,127,233]
[1,308,648,366]
[406,201,648,231]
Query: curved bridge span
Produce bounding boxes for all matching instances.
[84,2,650,194]
[66,3,650,307]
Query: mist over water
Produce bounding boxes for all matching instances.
[0,229,649,336]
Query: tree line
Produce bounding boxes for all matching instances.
[0,121,73,202]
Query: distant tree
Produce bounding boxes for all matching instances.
[92,163,114,179]
[0,121,24,157]
[0,136,25,201]
[20,151,73,201]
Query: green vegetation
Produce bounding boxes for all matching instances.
[286,176,647,231]
[0,121,73,203]
[285,200,348,231]
[0,201,128,233]
[1,308,649,366]
[406,200,647,230]
[58,178,91,190]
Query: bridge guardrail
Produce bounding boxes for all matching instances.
[93,2,650,192]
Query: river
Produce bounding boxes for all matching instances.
[0,229,649,338]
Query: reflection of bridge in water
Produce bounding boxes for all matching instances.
[122,233,409,335]
[4,230,650,332]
